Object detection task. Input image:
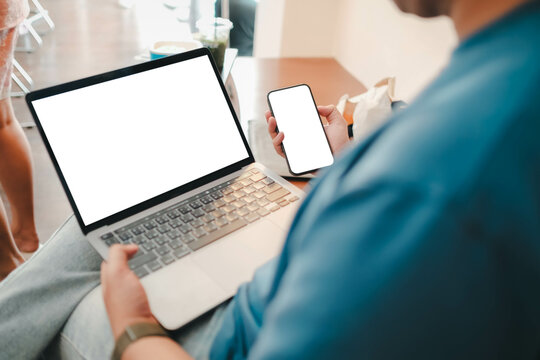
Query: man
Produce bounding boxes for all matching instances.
[0,0,539,358]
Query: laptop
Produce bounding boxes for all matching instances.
[26,47,303,330]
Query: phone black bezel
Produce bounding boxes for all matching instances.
[267,84,334,176]
[26,47,254,234]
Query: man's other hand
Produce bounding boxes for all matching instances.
[101,244,158,339]
[265,105,350,158]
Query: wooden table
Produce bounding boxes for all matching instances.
[230,57,367,189]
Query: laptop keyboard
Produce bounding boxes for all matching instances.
[99,169,299,278]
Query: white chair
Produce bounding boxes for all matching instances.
[16,0,55,52]
[10,59,33,97]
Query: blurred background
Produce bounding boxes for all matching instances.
[5,0,457,243]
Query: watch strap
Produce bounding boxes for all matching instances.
[112,322,168,360]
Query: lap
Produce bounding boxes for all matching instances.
[46,275,229,360]
[0,215,103,359]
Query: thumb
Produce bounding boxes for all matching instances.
[318,105,342,124]
[107,244,139,270]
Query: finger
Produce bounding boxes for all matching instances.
[265,110,272,122]
[267,117,278,139]
[317,105,342,124]
[273,132,285,157]
[100,261,107,292]
[107,244,139,269]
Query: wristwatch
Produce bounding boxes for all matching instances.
[112,322,168,360]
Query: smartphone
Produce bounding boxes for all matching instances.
[267,84,334,176]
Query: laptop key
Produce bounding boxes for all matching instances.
[200,195,213,204]
[240,178,253,187]
[213,199,226,208]
[257,198,270,207]
[191,219,204,228]
[192,209,205,218]
[221,187,233,195]
[156,245,170,256]
[143,221,157,230]
[143,242,157,251]
[179,224,192,234]
[145,229,159,239]
[261,177,274,185]
[169,239,183,249]
[173,246,190,259]
[155,215,169,225]
[278,199,290,207]
[211,209,226,218]
[193,227,207,238]
[236,208,249,217]
[204,222,218,233]
[178,205,191,214]
[180,214,194,223]
[210,191,223,199]
[223,205,236,213]
[131,226,145,235]
[147,260,162,272]
[181,234,195,244]
[188,218,248,251]
[267,188,291,202]
[216,217,229,227]
[249,173,265,182]
[157,225,171,234]
[133,235,146,244]
[257,208,271,217]
[101,232,114,240]
[223,195,235,203]
[263,183,282,194]
[245,213,260,223]
[190,200,203,209]
[105,237,120,246]
[202,214,215,223]
[226,211,239,221]
[247,203,259,212]
[167,229,182,239]
[253,182,265,191]
[128,251,158,269]
[202,204,216,212]
[134,266,149,278]
[231,182,244,191]
[155,235,168,245]
[167,210,180,219]
[161,254,175,265]
[118,232,132,242]
[169,219,183,228]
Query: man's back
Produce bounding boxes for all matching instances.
[211,2,540,358]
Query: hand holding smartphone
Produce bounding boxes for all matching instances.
[267,84,334,175]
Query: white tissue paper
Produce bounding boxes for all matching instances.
[337,77,395,141]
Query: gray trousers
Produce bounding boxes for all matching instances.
[0,215,226,360]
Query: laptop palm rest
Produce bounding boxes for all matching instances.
[142,212,291,330]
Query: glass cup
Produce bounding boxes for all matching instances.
[196,17,233,73]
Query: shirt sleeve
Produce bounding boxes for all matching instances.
[247,181,511,359]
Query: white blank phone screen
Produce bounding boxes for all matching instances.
[269,85,334,174]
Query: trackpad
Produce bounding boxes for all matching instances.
[143,257,228,330]
[191,219,285,293]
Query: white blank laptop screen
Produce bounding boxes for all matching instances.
[31,56,249,226]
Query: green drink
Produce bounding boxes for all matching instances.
[196,18,233,73]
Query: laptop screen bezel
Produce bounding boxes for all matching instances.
[26,47,255,234]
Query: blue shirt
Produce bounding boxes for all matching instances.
[210,2,540,358]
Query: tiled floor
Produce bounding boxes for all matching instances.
[4,0,196,242]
